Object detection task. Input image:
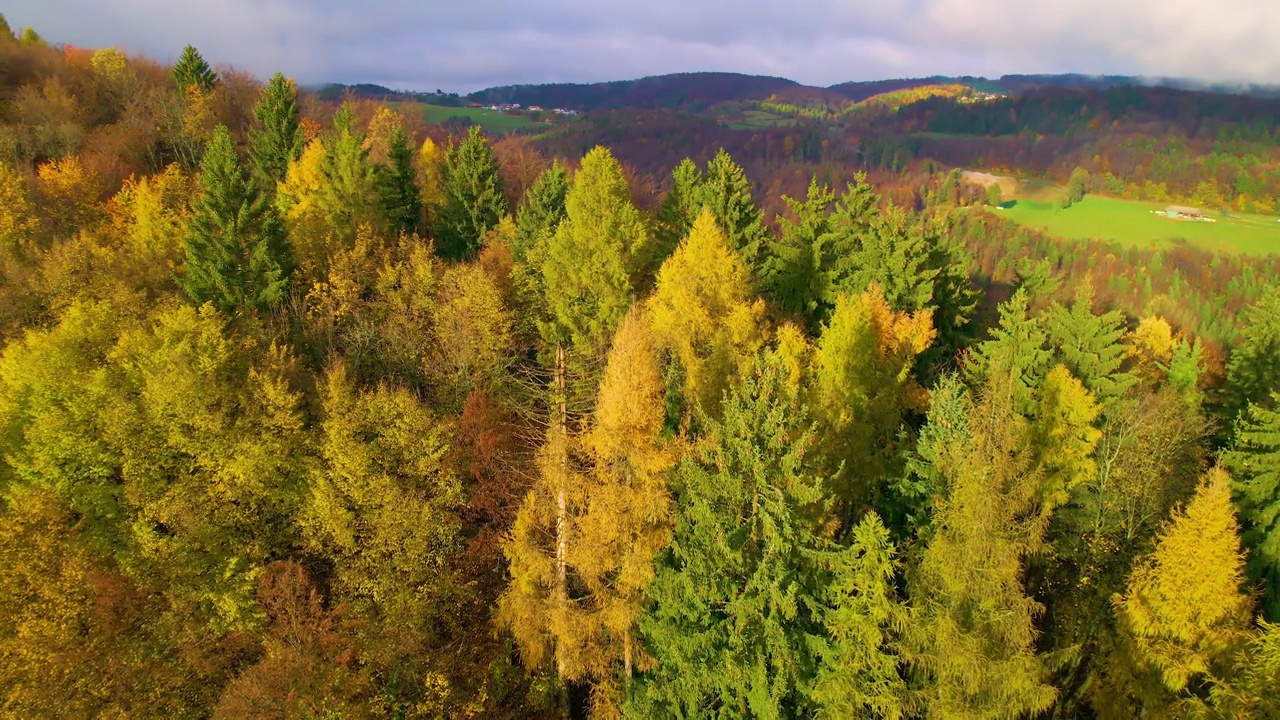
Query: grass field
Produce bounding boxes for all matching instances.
[395,103,542,132]
[998,195,1280,255]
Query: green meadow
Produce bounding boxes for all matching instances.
[998,195,1280,255]
[396,102,543,132]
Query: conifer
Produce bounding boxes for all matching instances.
[376,125,421,237]
[437,126,507,259]
[171,45,218,94]
[248,72,303,188]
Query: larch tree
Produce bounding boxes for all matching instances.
[171,44,218,94]
[275,138,330,284]
[809,287,935,520]
[181,125,290,315]
[906,367,1058,720]
[1031,364,1102,512]
[248,72,303,189]
[437,126,507,260]
[1093,467,1254,718]
[647,209,766,421]
[416,137,447,233]
[316,104,380,245]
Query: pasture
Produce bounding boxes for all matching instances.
[396,103,543,132]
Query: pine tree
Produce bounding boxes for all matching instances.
[906,372,1058,719]
[316,104,379,244]
[633,354,905,718]
[181,125,290,314]
[248,72,303,188]
[376,125,421,237]
[1043,285,1135,403]
[171,45,218,94]
[647,209,766,420]
[1224,396,1280,619]
[437,126,507,260]
[1094,468,1254,717]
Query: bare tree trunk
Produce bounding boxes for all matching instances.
[554,342,568,679]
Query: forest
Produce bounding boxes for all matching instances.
[3,20,1280,720]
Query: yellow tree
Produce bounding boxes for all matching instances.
[1032,364,1102,512]
[276,138,330,286]
[1094,467,1255,718]
[648,208,766,420]
[809,286,934,515]
[417,137,447,231]
[500,308,674,715]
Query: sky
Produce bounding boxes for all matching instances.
[9,0,1280,93]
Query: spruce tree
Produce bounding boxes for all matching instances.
[437,126,507,260]
[513,160,568,262]
[1224,395,1280,619]
[967,288,1050,414]
[652,158,703,268]
[1043,285,1135,403]
[1225,285,1280,415]
[181,125,290,314]
[633,354,906,718]
[248,72,303,188]
[171,45,218,94]
[762,177,836,331]
[701,149,770,272]
[376,125,421,237]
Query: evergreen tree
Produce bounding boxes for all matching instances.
[1224,396,1280,619]
[1094,467,1254,718]
[376,125,422,237]
[652,158,704,268]
[701,149,770,272]
[1225,284,1280,415]
[171,44,218,94]
[248,72,303,188]
[967,288,1050,413]
[514,160,568,262]
[438,126,507,260]
[633,354,905,718]
[762,177,836,331]
[181,125,290,314]
[1043,285,1135,403]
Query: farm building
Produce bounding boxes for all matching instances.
[1166,205,1205,220]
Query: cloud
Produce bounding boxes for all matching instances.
[6,0,1280,92]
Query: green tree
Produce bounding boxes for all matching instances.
[172,44,218,94]
[1224,396,1280,619]
[762,177,836,331]
[514,160,568,262]
[1064,167,1090,208]
[1225,285,1280,415]
[1043,285,1135,403]
[181,125,290,314]
[316,104,380,245]
[967,288,1050,413]
[633,354,905,718]
[438,126,507,260]
[248,72,303,188]
[654,150,769,273]
[376,125,422,237]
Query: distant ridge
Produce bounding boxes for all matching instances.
[315,72,1280,111]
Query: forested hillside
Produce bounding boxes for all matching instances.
[4,23,1280,720]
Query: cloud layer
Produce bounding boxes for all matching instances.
[9,0,1280,92]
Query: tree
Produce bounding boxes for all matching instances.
[376,125,422,237]
[1043,285,1135,403]
[633,354,906,718]
[810,287,935,518]
[647,209,766,420]
[1032,365,1102,512]
[540,146,646,364]
[966,288,1050,414]
[514,160,569,262]
[906,372,1058,719]
[316,104,380,245]
[762,176,836,331]
[1094,468,1254,718]
[1224,396,1280,619]
[1064,167,1090,208]
[248,72,303,188]
[181,125,290,315]
[985,182,1003,207]
[1225,285,1280,415]
[172,44,218,94]
[654,150,769,274]
[438,126,507,260]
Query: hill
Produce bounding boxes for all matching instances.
[467,72,805,111]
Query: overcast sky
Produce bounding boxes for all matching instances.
[9,0,1280,93]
